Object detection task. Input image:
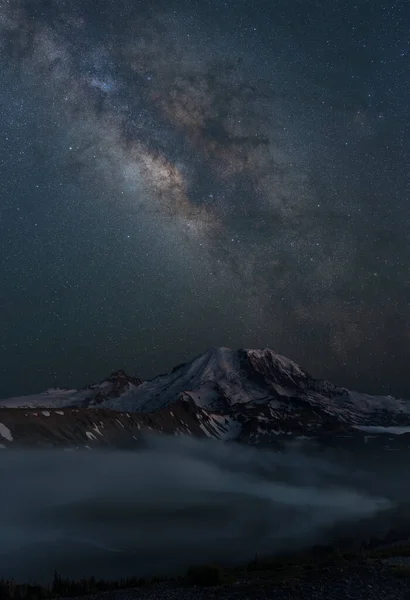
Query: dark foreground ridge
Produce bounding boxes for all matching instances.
[3,544,410,600]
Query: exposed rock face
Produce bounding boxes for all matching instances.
[0,347,409,450]
[81,370,143,406]
[0,396,233,449]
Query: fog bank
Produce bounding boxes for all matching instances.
[0,436,402,583]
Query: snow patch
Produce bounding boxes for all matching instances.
[92,423,103,436]
[41,411,50,417]
[0,388,80,408]
[354,425,410,435]
[85,431,97,440]
[0,423,13,441]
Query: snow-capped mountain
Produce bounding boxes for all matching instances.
[0,347,410,450]
[0,370,142,409]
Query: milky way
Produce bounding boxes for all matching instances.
[0,0,409,397]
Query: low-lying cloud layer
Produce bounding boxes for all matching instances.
[0,436,398,583]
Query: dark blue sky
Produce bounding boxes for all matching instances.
[0,0,409,398]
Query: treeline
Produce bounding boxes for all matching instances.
[0,571,149,599]
[2,540,409,599]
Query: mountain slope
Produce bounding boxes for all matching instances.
[0,347,409,449]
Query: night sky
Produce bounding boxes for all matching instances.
[0,0,409,399]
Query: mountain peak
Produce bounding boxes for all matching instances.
[106,370,143,387]
[1,346,410,449]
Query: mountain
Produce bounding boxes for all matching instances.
[0,369,143,409]
[0,347,410,450]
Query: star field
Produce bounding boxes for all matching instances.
[0,0,409,397]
